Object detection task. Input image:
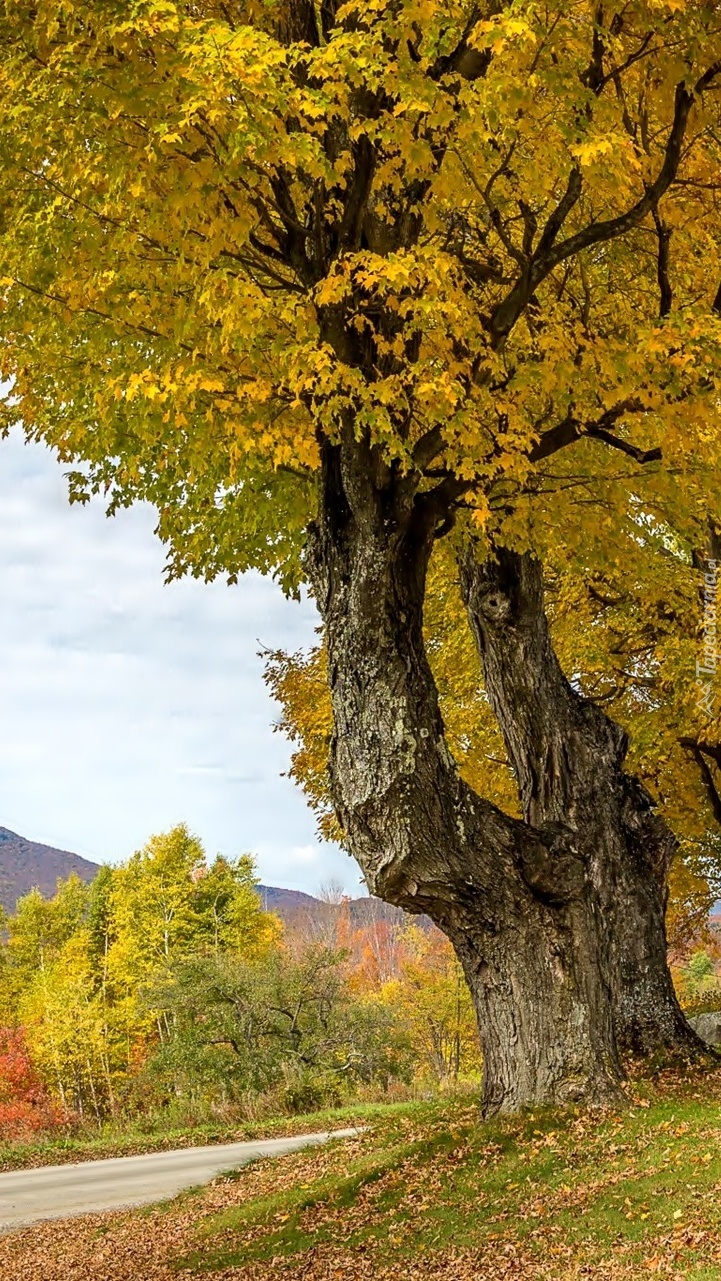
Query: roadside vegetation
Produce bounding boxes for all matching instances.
[0,825,480,1163]
[2,821,721,1179]
[0,1099,405,1174]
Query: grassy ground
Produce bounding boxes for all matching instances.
[0,1100,404,1172]
[2,1070,721,1279]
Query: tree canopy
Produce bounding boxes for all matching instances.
[1,1,721,582]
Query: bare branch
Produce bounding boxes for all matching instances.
[529,401,661,465]
[652,206,673,317]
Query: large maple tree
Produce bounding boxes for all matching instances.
[2,0,721,1110]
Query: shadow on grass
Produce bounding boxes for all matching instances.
[173,1076,721,1277]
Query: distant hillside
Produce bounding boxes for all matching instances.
[0,827,411,926]
[0,827,99,913]
[258,883,419,930]
[257,884,322,915]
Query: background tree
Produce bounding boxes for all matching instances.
[379,925,480,1085]
[192,853,280,957]
[20,931,117,1119]
[3,0,721,1109]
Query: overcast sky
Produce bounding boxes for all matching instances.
[0,429,362,895]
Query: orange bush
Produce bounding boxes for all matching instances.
[0,1027,66,1137]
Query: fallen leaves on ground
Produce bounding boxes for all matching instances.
[2,1076,721,1281]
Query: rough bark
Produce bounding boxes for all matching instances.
[459,545,704,1059]
[307,434,623,1113]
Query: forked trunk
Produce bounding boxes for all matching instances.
[307,438,623,1112]
[459,547,704,1060]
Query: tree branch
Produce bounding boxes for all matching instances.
[652,206,673,317]
[585,426,662,464]
[680,738,721,828]
[427,4,501,83]
[491,66,721,346]
[412,423,446,470]
[529,401,660,465]
[533,167,584,262]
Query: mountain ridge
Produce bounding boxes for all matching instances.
[0,826,98,913]
[0,826,371,918]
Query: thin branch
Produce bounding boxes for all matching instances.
[652,206,673,317]
[681,738,721,828]
[491,66,721,345]
[596,31,655,94]
[533,167,583,261]
[586,425,662,464]
[529,400,660,465]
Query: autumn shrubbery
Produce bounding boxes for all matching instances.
[0,1026,66,1138]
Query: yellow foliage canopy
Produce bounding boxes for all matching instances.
[1,2,721,946]
[0,1,720,586]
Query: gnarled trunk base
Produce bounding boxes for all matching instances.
[447,906,622,1115]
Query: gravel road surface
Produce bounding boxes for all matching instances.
[0,1128,358,1232]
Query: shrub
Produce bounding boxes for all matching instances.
[0,1026,66,1137]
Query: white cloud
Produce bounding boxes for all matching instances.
[0,430,359,894]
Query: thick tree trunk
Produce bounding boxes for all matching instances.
[459,546,704,1059]
[447,895,621,1113]
[307,437,623,1112]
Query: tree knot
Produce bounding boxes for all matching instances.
[520,822,585,905]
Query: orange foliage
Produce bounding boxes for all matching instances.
[0,1027,66,1137]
